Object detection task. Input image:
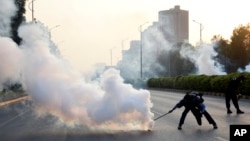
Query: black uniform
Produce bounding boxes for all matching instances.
[225,76,245,114]
[170,91,217,130]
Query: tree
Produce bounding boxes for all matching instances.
[157,42,196,77]
[11,0,26,44]
[211,35,232,73]
[229,24,250,71]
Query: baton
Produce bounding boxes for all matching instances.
[154,111,171,121]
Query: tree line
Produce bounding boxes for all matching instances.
[213,23,250,73]
[147,72,250,96]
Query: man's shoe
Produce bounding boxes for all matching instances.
[227,109,232,114]
[213,124,218,129]
[178,126,182,130]
[237,110,244,114]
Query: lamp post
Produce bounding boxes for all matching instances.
[28,0,37,22]
[49,25,60,32]
[49,25,60,37]
[120,38,128,62]
[139,21,149,79]
[193,20,203,45]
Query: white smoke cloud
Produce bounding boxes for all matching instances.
[0,37,23,91]
[238,64,250,72]
[197,43,226,75]
[0,21,154,130]
[118,23,174,80]
[88,69,154,129]
[180,43,226,75]
[142,24,173,77]
[0,0,17,37]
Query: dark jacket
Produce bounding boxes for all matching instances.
[174,92,204,109]
[227,76,244,94]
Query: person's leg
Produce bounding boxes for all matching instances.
[225,94,232,114]
[178,108,190,130]
[231,94,244,114]
[203,110,217,129]
[191,107,202,126]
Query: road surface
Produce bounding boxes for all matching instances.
[0,90,249,141]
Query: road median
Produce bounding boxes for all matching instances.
[0,90,28,107]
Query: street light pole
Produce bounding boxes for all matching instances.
[139,21,149,79]
[28,0,37,22]
[32,0,34,21]
[49,25,60,32]
[49,25,60,37]
[193,20,203,45]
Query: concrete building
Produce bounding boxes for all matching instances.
[117,6,190,79]
[158,5,189,43]
[117,40,140,80]
[121,40,140,61]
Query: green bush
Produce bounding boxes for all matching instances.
[147,72,250,96]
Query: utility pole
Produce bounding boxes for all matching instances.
[193,20,203,45]
[32,0,34,21]
[49,25,60,37]
[28,0,38,22]
[139,21,149,79]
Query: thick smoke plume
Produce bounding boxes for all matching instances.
[0,21,154,130]
[180,43,226,75]
[0,37,23,91]
[118,24,227,80]
[0,0,17,37]
[0,0,21,91]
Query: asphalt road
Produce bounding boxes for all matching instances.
[0,90,249,141]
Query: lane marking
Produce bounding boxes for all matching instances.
[152,110,163,116]
[215,136,228,141]
[0,109,30,128]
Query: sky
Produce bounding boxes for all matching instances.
[25,0,250,71]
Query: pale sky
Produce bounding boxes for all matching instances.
[25,0,250,71]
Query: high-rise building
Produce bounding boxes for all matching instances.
[117,6,190,79]
[158,5,189,43]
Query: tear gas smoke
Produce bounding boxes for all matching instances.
[239,64,250,72]
[0,0,17,37]
[142,24,173,77]
[118,24,173,80]
[196,43,226,75]
[180,43,226,75]
[119,23,227,78]
[0,21,154,130]
[0,37,23,91]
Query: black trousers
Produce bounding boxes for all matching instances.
[203,110,216,125]
[225,93,240,110]
[179,107,201,126]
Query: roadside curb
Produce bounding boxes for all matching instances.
[0,90,29,107]
[0,96,29,107]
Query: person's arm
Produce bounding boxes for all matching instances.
[169,100,183,113]
[169,106,176,113]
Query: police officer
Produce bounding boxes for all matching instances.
[225,76,245,114]
[169,91,217,130]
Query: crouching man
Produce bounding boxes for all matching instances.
[169,91,217,130]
